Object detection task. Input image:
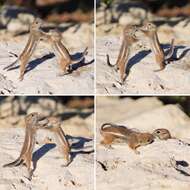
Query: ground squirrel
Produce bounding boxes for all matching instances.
[106,25,140,84]
[153,128,190,146]
[106,22,175,82]
[43,29,88,76]
[140,22,174,71]
[39,116,71,166]
[3,112,48,179]
[152,128,172,140]
[3,18,45,81]
[3,19,88,80]
[100,123,154,154]
[3,113,71,180]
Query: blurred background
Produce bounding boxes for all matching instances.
[96,0,190,44]
[0,96,94,138]
[120,96,190,116]
[1,0,94,23]
[0,0,94,48]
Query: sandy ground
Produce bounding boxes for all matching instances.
[0,111,94,190]
[96,36,190,94]
[0,23,94,95]
[0,41,94,95]
[96,97,190,190]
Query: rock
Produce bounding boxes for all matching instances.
[56,102,66,114]
[0,5,36,30]
[0,74,15,95]
[119,13,140,26]
[18,13,35,24]
[7,116,21,125]
[129,7,147,19]
[27,104,52,117]
[7,19,28,34]
[123,104,190,138]
[97,97,190,139]
[63,23,94,48]
[0,97,21,117]
[27,97,65,116]
[38,97,57,112]
[0,102,13,118]
[63,114,94,138]
[84,112,94,135]
[96,97,163,127]
[96,9,105,26]
[97,139,190,190]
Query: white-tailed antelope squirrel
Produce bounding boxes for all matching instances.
[3,19,88,80]
[43,29,88,76]
[140,22,174,71]
[3,113,48,179]
[107,25,140,84]
[152,128,172,140]
[100,123,154,154]
[3,113,71,180]
[152,128,190,146]
[3,18,45,81]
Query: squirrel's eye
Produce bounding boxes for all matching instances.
[156,131,160,134]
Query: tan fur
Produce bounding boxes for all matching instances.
[4,20,88,80]
[153,128,190,147]
[3,113,48,179]
[3,18,45,81]
[152,128,172,140]
[43,29,88,76]
[140,22,174,71]
[107,25,140,84]
[100,123,154,154]
[3,113,71,180]
[40,116,71,166]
